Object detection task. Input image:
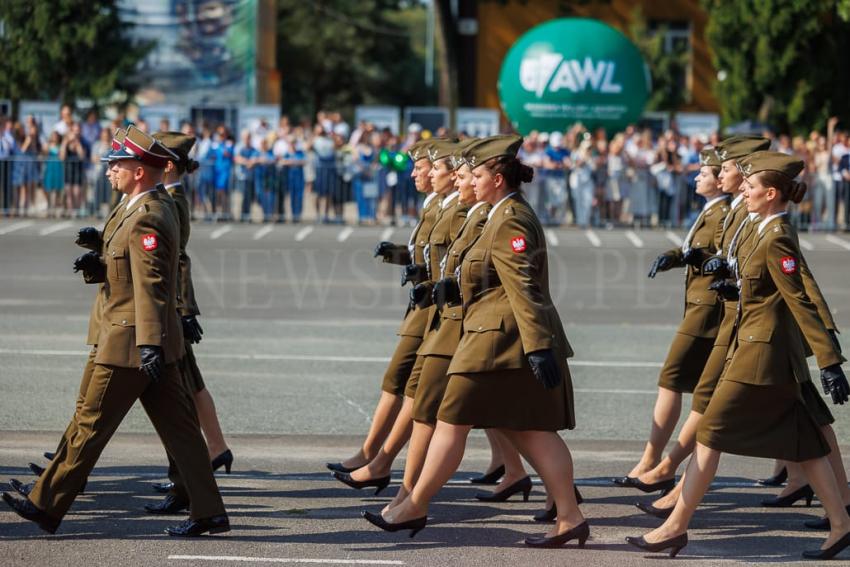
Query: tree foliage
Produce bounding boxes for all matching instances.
[628,8,690,112]
[0,0,148,106]
[703,0,850,133]
[276,0,431,121]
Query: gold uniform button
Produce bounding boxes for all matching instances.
[121,320,127,325]
[477,326,483,331]
[695,298,701,303]
[748,335,754,340]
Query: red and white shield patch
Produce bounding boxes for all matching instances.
[780,256,797,274]
[510,236,527,253]
[142,234,158,251]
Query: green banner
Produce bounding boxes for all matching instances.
[498,18,650,134]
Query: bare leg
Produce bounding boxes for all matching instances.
[653,470,685,509]
[384,420,435,514]
[821,426,850,505]
[779,461,809,497]
[800,456,850,549]
[482,429,504,475]
[488,429,528,493]
[628,387,682,477]
[342,391,402,469]
[193,388,228,459]
[638,410,701,484]
[350,396,413,481]
[383,421,472,523]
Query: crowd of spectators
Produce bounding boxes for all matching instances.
[1,106,849,232]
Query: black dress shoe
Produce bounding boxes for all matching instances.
[804,505,850,530]
[629,477,676,494]
[332,471,391,495]
[635,500,674,519]
[153,481,175,494]
[532,487,584,522]
[762,485,814,507]
[211,449,233,474]
[43,452,55,461]
[9,479,34,497]
[1,492,60,534]
[326,462,357,474]
[361,510,427,538]
[165,514,230,537]
[625,532,688,558]
[525,521,590,548]
[28,462,45,477]
[469,465,505,485]
[758,466,788,487]
[802,531,850,560]
[475,476,532,502]
[613,476,636,487]
[144,495,190,515]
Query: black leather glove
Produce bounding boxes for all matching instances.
[374,241,395,259]
[73,251,103,274]
[682,248,705,268]
[139,345,164,383]
[702,255,729,278]
[432,277,460,308]
[709,279,739,302]
[820,364,849,405]
[647,253,676,278]
[526,349,562,390]
[401,264,428,287]
[181,315,204,344]
[410,283,432,308]
[829,329,842,355]
[75,227,101,251]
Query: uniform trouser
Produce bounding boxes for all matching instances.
[53,349,98,455]
[29,362,225,524]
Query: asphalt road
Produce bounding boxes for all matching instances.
[1,218,849,565]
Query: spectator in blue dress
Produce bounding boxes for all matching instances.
[281,135,306,223]
[311,124,336,223]
[195,125,216,221]
[353,132,380,225]
[542,131,570,225]
[255,137,276,222]
[213,125,234,221]
[234,129,259,222]
[42,131,64,215]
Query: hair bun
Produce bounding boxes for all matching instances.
[520,164,534,184]
[186,159,200,174]
[790,180,807,203]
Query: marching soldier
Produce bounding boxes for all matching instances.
[2,126,228,537]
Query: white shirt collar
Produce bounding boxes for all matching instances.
[126,188,157,210]
[730,193,745,209]
[488,192,518,221]
[467,201,487,216]
[748,212,759,220]
[758,211,787,235]
[441,191,459,209]
[703,195,727,212]
[164,182,181,190]
[423,191,439,208]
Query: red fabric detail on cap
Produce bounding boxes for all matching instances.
[123,137,170,168]
[111,139,122,150]
[142,234,158,251]
[510,236,527,253]
[780,256,797,274]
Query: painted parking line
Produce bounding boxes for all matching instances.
[380,227,394,241]
[624,230,644,248]
[545,229,559,247]
[253,225,274,240]
[0,221,34,235]
[585,229,601,247]
[664,230,683,247]
[337,227,354,242]
[294,226,314,242]
[210,225,233,240]
[38,221,74,236]
[169,556,404,565]
[798,237,814,251]
[825,235,850,251]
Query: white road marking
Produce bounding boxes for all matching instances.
[664,230,683,247]
[294,226,314,242]
[0,221,34,235]
[168,556,404,565]
[336,227,353,242]
[379,228,394,241]
[545,229,559,247]
[798,237,814,251]
[210,226,233,240]
[826,235,850,251]
[38,221,74,236]
[253,225,274,240]
[585,229,601,247]
[624,230,644,248]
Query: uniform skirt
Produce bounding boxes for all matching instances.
[411,355,453,424]
[801,380,834,427]
[402,355,426,399]
[437,362,575,431]
[690,345,728,414]
[657,333,715,393]
[697,378,830,462]
[380,335,422,395]
[177,342,206,394]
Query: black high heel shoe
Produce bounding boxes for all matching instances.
[802,531,850,560]
[474,476,532,502]
[333,471,391,495]
[326,462,357,474]
[361,510,427,538]
[533,487,584,522]
[525,521,590,548]
[629,477,676,494]
[613,476,637,487]
[469,465,505,485]
[758,466,788,487]
[211,450,233,474]
[804,504,850,530]
[625,533,688,558]
[762,485,814,507]
[635,500,674,519]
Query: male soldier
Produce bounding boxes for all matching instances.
[2,126,229,537]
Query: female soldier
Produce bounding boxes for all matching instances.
[626,151,850,560]
[362,135,586,548]
[332,139,467,493]
[326,140,439,475]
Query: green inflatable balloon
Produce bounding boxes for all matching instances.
[498,18,651,134]
[391,152,409,172]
